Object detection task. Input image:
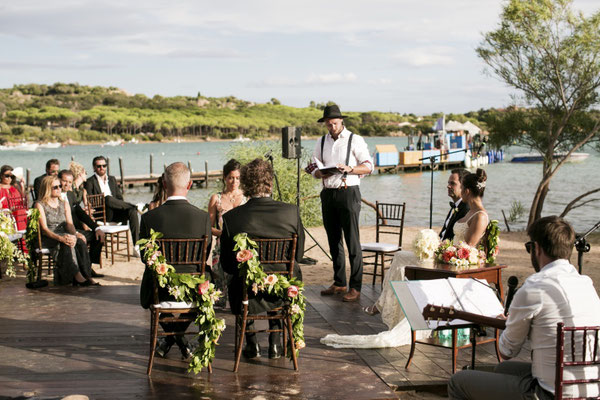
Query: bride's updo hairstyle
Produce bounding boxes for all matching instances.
[462,168,487,198]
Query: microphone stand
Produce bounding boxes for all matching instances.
[575,220,600,274]
[419,148,469,229]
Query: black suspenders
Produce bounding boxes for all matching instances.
[320,133,354,188]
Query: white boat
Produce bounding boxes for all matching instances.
[233,135,251,142]
[511,152,589,163]
[12,143,39,151]
[104,140,123,147]
[39,142,62,149]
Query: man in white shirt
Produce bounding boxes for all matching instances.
[448,216,600,399]
[308,104,373,302]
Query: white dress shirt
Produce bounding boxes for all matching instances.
[311,127,373,189]
[440,198,462,238]
[499,259,600,396]
[165,196,188,202]
[95,173,112,197]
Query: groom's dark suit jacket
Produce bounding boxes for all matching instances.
[139,199,212,309]
[220,197,305,315]
[440,200,469,241]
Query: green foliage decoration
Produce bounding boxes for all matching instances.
[25,208,40,283]
[233,233,306,358]
[226,141,322,227]
[0,212,28,277]
[137,230,226,374]
[484,220,501,264]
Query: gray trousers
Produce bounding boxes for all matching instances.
[448,361,554,400]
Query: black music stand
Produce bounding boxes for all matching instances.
[575,220,600,274]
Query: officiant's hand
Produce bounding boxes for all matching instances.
[315,170,332,179]
[336,164,353,174]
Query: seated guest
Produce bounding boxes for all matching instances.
[33,159,60,201]
[84,156,140,250]
[448,216,600,399]
[36,176,98,286]
[69,161,88,206]
[147,175,167,211]
[139,162,212,359]
[440,168,470,241]
[59,169,105,278]
[220,158,305,359]
[0,165,27,251]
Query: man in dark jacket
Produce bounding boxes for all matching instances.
[84,156,140,246]
[33,159,60,201]
[221,158,305,359]
[440,168,470,241]
[139,162,212,359]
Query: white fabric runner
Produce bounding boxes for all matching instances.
[321,251,432,348]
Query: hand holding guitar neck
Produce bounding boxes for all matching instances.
[422,304,507,331]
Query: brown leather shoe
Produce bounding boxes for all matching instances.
[320,285,347,296]
[342,289,361,302]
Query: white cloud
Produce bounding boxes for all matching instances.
[393,47,456,67]
[306,73,357,85]
[251,72,358,88]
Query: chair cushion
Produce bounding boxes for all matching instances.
[98,225,129,234]
[361,242,401,252]
[35,248,51,255]
[8,233,23,241]
[152,301,196,309]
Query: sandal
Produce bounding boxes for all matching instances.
[363,305,380,316]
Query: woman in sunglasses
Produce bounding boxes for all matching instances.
[0,165,25,208]
[35,176,98,286]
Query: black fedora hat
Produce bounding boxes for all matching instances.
[318,104,347,122]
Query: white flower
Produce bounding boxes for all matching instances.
[168,286,182,299]
[290,304,301,314]
[412,229,441,261]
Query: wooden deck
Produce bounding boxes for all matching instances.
[0,282,525,399]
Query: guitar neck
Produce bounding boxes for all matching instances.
[423,304,506,330]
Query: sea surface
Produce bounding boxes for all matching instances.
[1,138,598,232]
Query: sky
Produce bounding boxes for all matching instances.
[0,0,597,114]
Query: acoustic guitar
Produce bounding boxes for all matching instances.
[422,304,506,331]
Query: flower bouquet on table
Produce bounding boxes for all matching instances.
[412,229,441,261]
[435,240,485,268]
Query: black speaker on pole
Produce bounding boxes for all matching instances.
[282,127,301,159]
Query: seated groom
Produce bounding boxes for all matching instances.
[220,158,305,359]
[84,156,140,249]
[448,216,600,400]
[440,168,470,241]
[139,162,212,359]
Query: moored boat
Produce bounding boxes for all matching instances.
[511,152,589,163]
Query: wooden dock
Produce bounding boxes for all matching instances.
[0,279,530,399]
[375,160,465,174]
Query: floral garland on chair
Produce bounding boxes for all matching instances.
[137,229,226,374]
[24,208,40,283]
[484,220,500,264]
[233,233,306,358]
[0,212,28,278]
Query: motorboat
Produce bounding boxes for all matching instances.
[511,152,589,163]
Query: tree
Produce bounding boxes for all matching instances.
[477,0,600,227]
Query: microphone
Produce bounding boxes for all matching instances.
[263,150,273,160]
[504,276,519,316]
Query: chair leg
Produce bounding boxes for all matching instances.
[125,231,131,262]
[147,309,160,376]
[233,312,248,372]
[111,234,115,265]
[282,318,287,358]
[380,253,386,288]
[372,253,378,286]
[285,315,298,371]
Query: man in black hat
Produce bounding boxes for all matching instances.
[307,104,373,302]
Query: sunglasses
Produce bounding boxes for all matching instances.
[95,164,107,169]
[52,185,61,190]
[2,174,12,178]
[525,241,534,254]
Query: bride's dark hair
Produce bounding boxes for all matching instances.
[461,168,487,198]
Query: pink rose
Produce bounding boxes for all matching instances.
[442,250,454,263]
[287,285,299,298]
[264,274,278,286]
[236,249,254,263]
[295,339,305,350]
[457,248,470,260]
[197,280,210,295]
[155,263,168,275]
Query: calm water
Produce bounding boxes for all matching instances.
[1,139,598,232]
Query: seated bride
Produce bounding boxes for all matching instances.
[321,169,492,349]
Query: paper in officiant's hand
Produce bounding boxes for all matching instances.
[315,159,342,175]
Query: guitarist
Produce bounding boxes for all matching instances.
[448,216,600,400]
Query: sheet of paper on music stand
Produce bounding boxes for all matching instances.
[390,278,504,330]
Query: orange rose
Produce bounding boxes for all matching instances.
[287,285,299,298]
[197,280,210,295]
[155,263,168,275]
[236,249,254,263]
[295,339,305,350]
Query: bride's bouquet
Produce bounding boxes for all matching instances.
[435,239,484,268]
[412,229,441,261]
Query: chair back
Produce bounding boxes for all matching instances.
[86,194,107,224]
[555,322,600,400]
[375,201,405,247]
[157,237,208,276]
[7,195,28,229]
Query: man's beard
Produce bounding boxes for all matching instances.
[531,250,541,272]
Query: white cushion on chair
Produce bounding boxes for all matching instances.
[35,248,51,255]
[152,301,196,309]
[8,233,23,241]
[361,242,401,252]
[98,225,129,234]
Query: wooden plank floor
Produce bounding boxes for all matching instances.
[0,282,398,400]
